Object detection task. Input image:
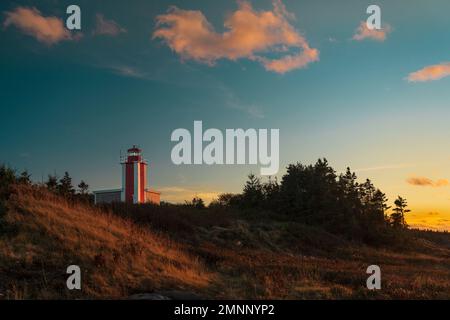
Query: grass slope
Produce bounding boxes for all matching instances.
[0,185,213,299]
[1,185,449,299]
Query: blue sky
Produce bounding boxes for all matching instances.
[1,0,450,229]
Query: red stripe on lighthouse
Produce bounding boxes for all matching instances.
[125,162,134,203]
[134,162,140,203]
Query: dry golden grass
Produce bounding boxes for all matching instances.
[1,185,449,299]
[188,220,450,299]
[195,242,450,299]
[0,185,214,299]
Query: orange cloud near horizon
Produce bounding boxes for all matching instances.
[158,186,220,204]
[406,176,449,187]
[407,211,450,232]
[3,6,73,44]
[153,0,319,73]
[407,62,450,82]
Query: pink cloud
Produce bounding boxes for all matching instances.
[93,14,126,36]
[3,6,72,44]
[153,0,319,73]
[352,21,391,42]
[407,62,450,82]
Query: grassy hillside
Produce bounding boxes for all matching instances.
[0,185,213,299]
[1,184,450,299]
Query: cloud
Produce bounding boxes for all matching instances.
[153,0,319,73]
[408,212,450,232]
[108,65,146,78]
[217,83,264,118]
[354,163,415,173]
[93,14,126,36]
[3,6,73,44]
[352,21,391,41]
[407,62,450,82]
[158,186,220,204]
[406,176,449,187]
[328,37,337,43]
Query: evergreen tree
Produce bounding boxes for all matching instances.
[359,180,390,225]
[309,158,338,224]
[46,174,58,192]
[262,176,280,210]
[390,196,410,229]
[231,159,410,243]
[372,189,390,224]
[17,170,31,185]
[58,172,74,198]
[278,162,309,217]
[336,167,362,232]
[338,167,360,201]
[0,165,16,200]
[78,180,89,195]
[242,173,264,207]
[0,165,16,225]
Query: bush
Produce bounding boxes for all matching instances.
[100,201,233,241]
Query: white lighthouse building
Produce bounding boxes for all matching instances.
[93,146,160,204]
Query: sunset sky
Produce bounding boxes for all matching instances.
[1,0,450,230]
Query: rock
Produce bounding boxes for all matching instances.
[160,290,205,300]
[128,293,171,300]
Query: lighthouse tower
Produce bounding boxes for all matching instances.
[121,145,148,204]
[93,145,160,205]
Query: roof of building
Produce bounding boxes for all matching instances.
[145,188,161,195]
[93,189,122,194]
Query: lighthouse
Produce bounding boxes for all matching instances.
[93,146,160,205]
[121,145,148,204]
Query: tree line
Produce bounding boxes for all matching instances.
[0,165,92,202]
[1,159,411,244]
[211,158,411,244]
